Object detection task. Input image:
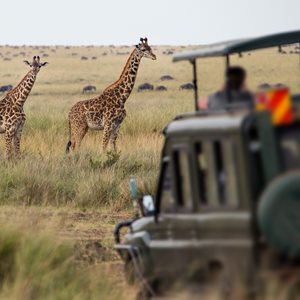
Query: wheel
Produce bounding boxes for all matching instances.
[135,288,152,300]
[258,172,300,257]
[124,258,135,285]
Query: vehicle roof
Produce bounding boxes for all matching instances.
[165,112,249,137]
[173,30,300,62]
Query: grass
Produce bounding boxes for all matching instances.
[0,221,132,300]
[0,44,298,209]
[1,44,299,209]
[0,44,196,209]
[0,44,300,299]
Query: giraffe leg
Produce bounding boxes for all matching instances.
[110,125,121,151]
[67,116,88,152]
[71,126,88,151]
[107,112,125,151]
[4,131,14,160]
[102,125,112,151]
[14,121,25,159]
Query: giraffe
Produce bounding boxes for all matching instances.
[0,56,48,159]
[66,37,156,153]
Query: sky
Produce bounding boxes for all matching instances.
[1,0,300,45]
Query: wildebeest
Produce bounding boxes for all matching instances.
[138,83,154,92]
[82,85,96,93]
[155,85,167,91]
[258,83,271,89]
[0,85,13,93]
[163,50,174,55]
[81,56,88,60]
[180,83,194,90]
[160,75,174,81]
[275,83,286,88]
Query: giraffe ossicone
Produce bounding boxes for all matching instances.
[66,37,156,153]
[0,56,48,159]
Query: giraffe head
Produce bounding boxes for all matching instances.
[136,38,156,60]
[23,56,48,74]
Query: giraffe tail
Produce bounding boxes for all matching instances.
[66,141,72,154]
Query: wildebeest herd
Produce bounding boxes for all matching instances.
[137,75,194,92]
[82,74,194,94]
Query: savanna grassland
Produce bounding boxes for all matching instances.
[0,43,299,299]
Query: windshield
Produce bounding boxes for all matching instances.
[198,45,300,99]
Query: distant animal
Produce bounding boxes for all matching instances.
[155,85,167,91]
[138,83,154,92]
[0,85,13,93]
[258,83,271,89]
[180,83,194,90]
[81,56,88,60]
[163,50,174,55]
[66,37,156,153]
[82,85,96,93]
[160,75,174,81]
[0,56,48,159]
[275,83,286,88]
[92,56,97,60]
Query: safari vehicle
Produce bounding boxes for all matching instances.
[114,31,300,298]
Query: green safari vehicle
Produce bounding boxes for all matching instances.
[114,31,300,299]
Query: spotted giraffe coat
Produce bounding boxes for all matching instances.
[66,38,156,152]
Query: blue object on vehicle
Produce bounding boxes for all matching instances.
[130,176,137,199]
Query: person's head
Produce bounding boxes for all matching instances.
[225,66,246,91]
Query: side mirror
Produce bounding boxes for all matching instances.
[140,195,155,216]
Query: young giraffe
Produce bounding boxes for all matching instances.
[66,38,156,153]
[0,56,48,159]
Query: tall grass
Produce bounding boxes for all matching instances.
[0,45,299,209]
[0,223,130,300]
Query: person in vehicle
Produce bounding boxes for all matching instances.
[198,66,253,110]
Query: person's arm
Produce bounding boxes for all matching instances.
[198,96,208,110]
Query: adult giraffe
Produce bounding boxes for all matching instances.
[66,38,156,153]
[0,56,48,159]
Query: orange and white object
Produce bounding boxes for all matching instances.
[256,88,294,125]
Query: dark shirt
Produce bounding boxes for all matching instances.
[208,90,254,110]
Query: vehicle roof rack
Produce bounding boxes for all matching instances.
[173,30,300,62]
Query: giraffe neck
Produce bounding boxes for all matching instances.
[9,70,37,107]
[104,48,142,104]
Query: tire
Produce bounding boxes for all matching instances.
[124,259,135,285]
[135,288,151,300]
[258,172,300,257]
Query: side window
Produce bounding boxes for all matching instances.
[195,143,207,204]
[172,147,193,211]
[160,162,176,213]
[222,139,239,205]
[195,139,239,207]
